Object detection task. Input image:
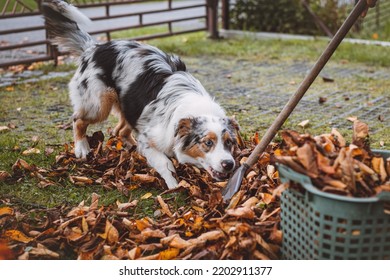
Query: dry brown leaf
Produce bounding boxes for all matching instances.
[225,190,245,210]
[139,228,166,241]
[260,193,274,204]
[226,207,255,219]
[161,234,191,249]
[241,197,259,208]
[0,171,11,181]
[194,230,225,244]
[340,148,356,192]
[254,233,279,259]
[29,244,59,258]
[246,170,257,180]
[81,217,88,233]
[132,174,157,183]
[296,143,318,176]
[128,247,141,260]
[12,158,34,172]
[65,227,84,242]
[259,207,280,222]
[269,226,283,245]
[253,250,271,260]
[90,193,100,210]
[354,160,375,175]
[69,176,94,185]
[331,128,346,147]
[352,120,369,147]
[22,148,41,155]
[298,119,310,128]
[322,178,348,189]
[116,200,138,211]
[137,253,160,260]
[317,152,335,174]
[157,195,173,217]
[267,165,277,179]
[372,157,387,182]
[0,126,11,133]
[98,220,119,245]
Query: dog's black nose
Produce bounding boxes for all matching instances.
[221,160,234,172]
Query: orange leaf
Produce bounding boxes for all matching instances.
[116,140,123,150]
[253,132,260,144]
[0,206,14,217]
[135,218,151,231]
[158,248,180,260]
[191,206,205,213]
[260,193,274,204]
[4,230,33,243]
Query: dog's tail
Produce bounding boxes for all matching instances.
[42,0,95,56]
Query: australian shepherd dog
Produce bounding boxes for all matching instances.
[42,0,239,189]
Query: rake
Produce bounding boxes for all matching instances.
[222,0,371,201]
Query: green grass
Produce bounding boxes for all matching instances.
[1,0,37,13]
[0,32,389,215]
[111,25,170,40]
[146,32,390,67]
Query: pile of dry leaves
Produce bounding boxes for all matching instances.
[275,120,390,198]
[1,120,388,260]
[0,131,282,260]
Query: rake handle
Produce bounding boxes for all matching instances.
[244,0,368,168]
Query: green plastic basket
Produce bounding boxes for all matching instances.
[279,150,390,260]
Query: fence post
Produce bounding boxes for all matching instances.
[207,0,219,39]
[221,0,229,30]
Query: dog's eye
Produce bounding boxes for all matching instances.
[204,139,214,147]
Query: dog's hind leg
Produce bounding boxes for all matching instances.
[112,111,137,147]
[72,88,118,158]
[73,118,91,158]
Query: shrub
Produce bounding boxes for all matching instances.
[230,0,349,36]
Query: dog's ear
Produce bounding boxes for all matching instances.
[226,116,240,132]
[174,118,193,138]
[225,116,244,148]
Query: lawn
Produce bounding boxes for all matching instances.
[1,31,389,208]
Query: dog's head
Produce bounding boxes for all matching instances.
[174,116,239,181]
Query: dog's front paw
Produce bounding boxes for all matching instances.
[164,176,179,190]
[74,138,90,159]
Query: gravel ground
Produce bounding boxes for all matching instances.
[185,55,389,147]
